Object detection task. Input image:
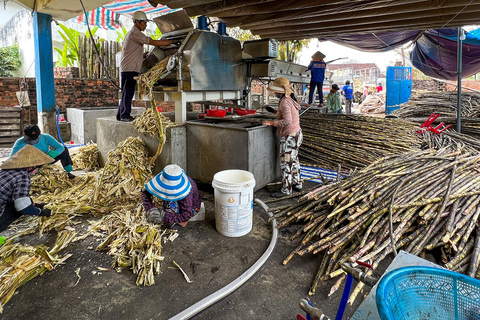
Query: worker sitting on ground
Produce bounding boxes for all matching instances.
[117,10,174,122]
[141,164,202,227]
[326,84,343,114]
[341,80,354,115]
[0,145,53,232]
[10,124,76,179]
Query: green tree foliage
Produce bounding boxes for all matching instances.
[116,25,128,43]
[279,39,311,63]
[227,27,259,43]
[55,23,104,67]
[0,45,22,77]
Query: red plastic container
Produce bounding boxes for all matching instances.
[206,109,227,117]
[235,109,257,116]
[198,113,206,119]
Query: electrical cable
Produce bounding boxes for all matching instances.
[79,0,121,90]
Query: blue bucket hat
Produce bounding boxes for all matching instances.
[145,164,192,201]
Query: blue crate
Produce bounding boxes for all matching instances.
[376,266,480,320]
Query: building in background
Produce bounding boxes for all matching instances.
[327,63,385,87]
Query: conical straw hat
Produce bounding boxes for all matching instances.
[0,145,53,169]
[312,51,326,60]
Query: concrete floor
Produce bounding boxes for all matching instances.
[0,181,366,320]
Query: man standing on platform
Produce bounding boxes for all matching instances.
[117,11,173,122]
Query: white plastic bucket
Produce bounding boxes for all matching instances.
[212,170,256,237]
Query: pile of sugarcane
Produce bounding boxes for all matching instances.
[421,129,480,151]
[133,107,173,138]
[273,147,480,303]
[393,91,480,118]
[0,230,75,313]
[91,205,172,286]
[299,113,422,170]
[71,143,99,171]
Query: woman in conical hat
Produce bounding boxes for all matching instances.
[263,77,303,198]
[0,145,54,232]
[141,164,202,227]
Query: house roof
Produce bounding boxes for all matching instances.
[327,63,380,71]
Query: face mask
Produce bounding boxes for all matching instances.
[275,92,283,98]
[25,136,40,145]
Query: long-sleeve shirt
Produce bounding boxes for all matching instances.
[326,91,342,113]
[141,177,202,225]
[0,169,31,216]
[10,134,64,158]
[273,96,301,137]
[307,60,327,82]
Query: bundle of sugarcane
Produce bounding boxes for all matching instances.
[299,113,422,170]
[0,230,75,313]
[393,91,480,118]
[357,94,385,114]
[274,147,480,303]
[92,205,170,286]
[421,129,480,152]
[71,143,99,171]
[133,107,174,138]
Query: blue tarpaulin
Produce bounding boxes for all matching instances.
[331,28,480,81]
[410,29,480,80]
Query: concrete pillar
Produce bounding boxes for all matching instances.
[33,12,57,137]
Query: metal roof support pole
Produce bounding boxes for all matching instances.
[33,12,57,137]
[457,27,463,133]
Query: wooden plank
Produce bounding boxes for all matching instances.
[0,118,21,124]
[0,124,21,130]
[0,107,22,112]
[0,131,21,137]
[0,136,20,143]
[0,113,21,119]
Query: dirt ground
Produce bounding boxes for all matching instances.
[0,176,370,320]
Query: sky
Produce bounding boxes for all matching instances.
[298,39,401,72]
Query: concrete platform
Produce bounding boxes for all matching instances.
[67,107,146,144]
[97,116,187,175]
[0,183,364,320]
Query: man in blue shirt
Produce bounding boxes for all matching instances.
[10,124,76,179]
[341,80,354,114]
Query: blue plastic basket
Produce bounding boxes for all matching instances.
[376,266,480,320]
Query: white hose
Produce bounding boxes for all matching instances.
[168,198,278,320]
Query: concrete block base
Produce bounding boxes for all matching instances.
[97,117,186,175]
[67,107,145,144]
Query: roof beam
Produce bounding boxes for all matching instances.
[225,0,465,29]
[250,8,480,36]
[258,17,480,40]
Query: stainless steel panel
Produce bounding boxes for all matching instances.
[243,38,279,58]
[187,31,246,91]
[186,120,280,190]
[153,10,193,38]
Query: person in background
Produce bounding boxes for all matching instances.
[303,85,310,104]
[10,124,76,179]
[363,85,369,100]
[326,84,343,114]
[263,77,303,197]
[117,10,174,122]
[306,52,344,107]
[376,83,383,93]
[0,145,53,232]
[141,164,202,227]
[341,80,354,114]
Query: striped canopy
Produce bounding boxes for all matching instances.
[74,0,178,30]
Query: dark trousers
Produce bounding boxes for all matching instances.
[0,202,21,232]
[117,71,139,120]
[53,148,73,171]
[308,80,323,105]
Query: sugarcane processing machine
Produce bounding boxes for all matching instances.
[140,9,311,123]
[110,9,312,189]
